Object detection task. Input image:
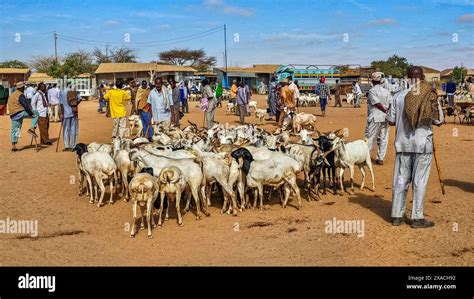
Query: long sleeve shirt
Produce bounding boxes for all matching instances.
[31,91,49,117]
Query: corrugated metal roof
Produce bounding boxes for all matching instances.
[0,68,30,74]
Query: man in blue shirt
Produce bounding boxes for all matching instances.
[59,83,81,151]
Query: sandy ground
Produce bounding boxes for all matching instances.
[0,94,472,266]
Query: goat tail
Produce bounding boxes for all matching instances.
[140,184,144,202]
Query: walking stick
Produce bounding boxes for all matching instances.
[432,141,445,195]
[56,119,63,152]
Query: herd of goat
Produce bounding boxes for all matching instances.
[72,118,376,239]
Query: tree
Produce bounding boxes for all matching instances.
[29,55,64,78]
[92,47,111,64]
[370,55,412,78]
[62,50,96,77]
[334,65,350,73]
[0,60,28,68]
[110,47,137,63]
[450,66,467,83]
[158,48,216,71]
[93,46,136,64]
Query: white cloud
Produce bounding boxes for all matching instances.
[130,11,186,18]
[105,20,120,26]
[368,18,398,26]
[458,14,474,23]
[203,0,254,17]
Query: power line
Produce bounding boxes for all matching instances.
[56,25,223,46]
[57,27,223,49]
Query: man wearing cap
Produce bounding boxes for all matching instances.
[316,77,329,117]
[365,72,392,165]
[31,82,52,145]
[7,82,37,151]
[387,66,443,228]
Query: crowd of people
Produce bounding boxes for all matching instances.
[7,81,81,152]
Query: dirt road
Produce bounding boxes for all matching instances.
[0,95,472,266]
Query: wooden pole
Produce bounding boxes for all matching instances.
[56,119,63,152]
[432,142,445,195]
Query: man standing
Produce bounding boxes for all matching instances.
[387,66,444,228]
[7,82,36,152]
[97,82,107,113]
[288,76,300,109]
[446,79,456,106]
[316,77,329,117]
[47,83,60,122]
[59,83,81,151]
[353,81,362,108]
[334,79,342,107]
[230,80,238,104]
[136,80,152,137]
[202,79,217,129]
[147,77,172,125]
[124,80,138,115]
[31,82,51,145]
[236,81,249,125]
[104,80,131,138]
[25,84,35,101]
[267,77,278,121]
[365,72,392,165]
[279,78,295,128]
[179,81,189,113]
[170,79,181,127]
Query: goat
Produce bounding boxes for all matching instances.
[87,142,113,154]
[129,167,159,238]
[255,109,266,124]
[231,148,302,211]
[292,112,316,133]
[157,166,187,227]
[81,150,117,207]
[331,135,375,195]
[128,115,143,138]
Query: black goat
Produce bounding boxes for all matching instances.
[314,134,337,195]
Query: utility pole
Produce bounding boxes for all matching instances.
[54,31,58,62]
[224,24,228,87]
[105,45,109,61]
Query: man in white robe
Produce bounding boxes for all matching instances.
[387,66,443,229]
[147,78,171,124]
[365,72,392,165]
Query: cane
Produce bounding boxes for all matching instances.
[55,119,63,152]
[432,141,445,195]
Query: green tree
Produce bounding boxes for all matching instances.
[450,66,467,83]
[371,55,412,78]
[0,60,28,68]
[62,50,96,77]
[158,48,216,71]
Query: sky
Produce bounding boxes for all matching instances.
[0,0,473,71]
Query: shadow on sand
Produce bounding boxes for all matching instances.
[349,192,392,223]
[443,179,474,193]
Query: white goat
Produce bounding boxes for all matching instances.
[331,136,375,194]
[129,169,159,238]
[157,166,187,227]
[255,109,266,124]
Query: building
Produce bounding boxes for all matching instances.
[195,71,218,84]
[27,72,57,85]
[94,63,197,86]
[420,66,440,82]
[214,64,280,91]
[0,68,31,87]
